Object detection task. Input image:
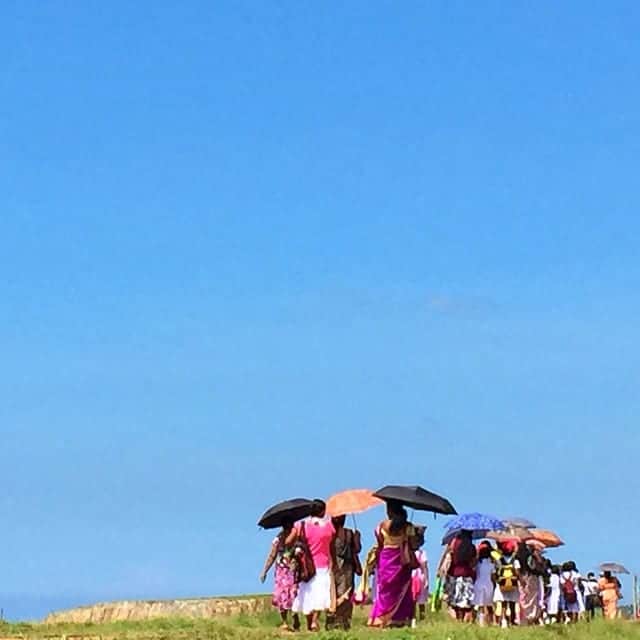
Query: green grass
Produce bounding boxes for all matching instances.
[0,611,638,640]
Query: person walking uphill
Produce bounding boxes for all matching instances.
[560,561,583,624]
[411,526,429,623]
[325,515,362,630]
[493,540,520,628]
[598,571,621,620]
[583,572,601,620]
[289,500,336,632]
[368,501,418,628]
[473,542,495,626]
[518,543,546,625]
[446,530,477,622]
[260,517,299,631]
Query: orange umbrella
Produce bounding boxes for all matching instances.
[527,529,564,548]
[525,539,547,551]
[326,489,383,517]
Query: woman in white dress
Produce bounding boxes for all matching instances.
[290,500,336,631]
[546,565,561,623]
[473,542,495,626]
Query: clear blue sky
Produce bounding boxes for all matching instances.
[2,0,639,621]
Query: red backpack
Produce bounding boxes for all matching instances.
[562,574,578,604]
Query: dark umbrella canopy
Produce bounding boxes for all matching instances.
[258,498,314,530]
[373,485,457,515]
[599,562,630,575]
[503,516,537,529]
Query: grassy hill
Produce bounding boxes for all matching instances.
[1,610,639,640]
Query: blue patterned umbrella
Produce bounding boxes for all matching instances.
[442,512,505,545]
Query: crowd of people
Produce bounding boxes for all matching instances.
[438,531,623,627]
[260,499,624,632]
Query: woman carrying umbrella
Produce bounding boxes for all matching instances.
[258,498,315,631]
[289,499,336,632]
[325,488,380,625]
[368,500,418,628]
[260,517,299,631]
[599,571,622,620]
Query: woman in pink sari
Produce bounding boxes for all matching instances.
[368,501,416,628]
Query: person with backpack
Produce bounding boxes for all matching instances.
[493,540,520,627]
[368,501,418,628]
[289,500,336,632]
[259,517,300,631]
[560,561,582,623]
[325,515,362,630]
[445,530,477,622]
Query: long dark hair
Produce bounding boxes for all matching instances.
[453,530,475,565]
[516,543,531,575]
[310,499,326,518]
[387,501,408,535]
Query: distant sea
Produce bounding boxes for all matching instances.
[0,595,88,622]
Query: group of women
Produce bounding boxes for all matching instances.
[438,532,623,626]
[260,499,427,631]
[260,499,624,631]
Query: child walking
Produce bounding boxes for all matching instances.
[546,565,561,624]
[411,526,429,625]
[473,542,495,626]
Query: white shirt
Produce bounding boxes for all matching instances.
[583,579,599,597]
[475,558,494,587]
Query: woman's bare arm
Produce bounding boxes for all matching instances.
[284,526,298,547]
[260,542,278,582]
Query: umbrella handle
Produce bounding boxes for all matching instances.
[351,514,358,530]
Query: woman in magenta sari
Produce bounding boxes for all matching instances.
[368,501,417,628]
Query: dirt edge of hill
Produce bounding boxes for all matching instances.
[43,595,272,624]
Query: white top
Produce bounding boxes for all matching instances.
[412,550,429,581]
[583,579,599,597]
[475,558,494,587]
[549,574,561,597]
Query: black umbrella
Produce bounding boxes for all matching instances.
[258,498,315,530]
[373,485,457,515]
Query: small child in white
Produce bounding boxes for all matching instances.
[411,526,429,625]
[473,541,495,626]
[546,565,561,623]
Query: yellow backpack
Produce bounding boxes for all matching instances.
[497,554,518,592]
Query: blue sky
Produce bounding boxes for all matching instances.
[2,0,639,621]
